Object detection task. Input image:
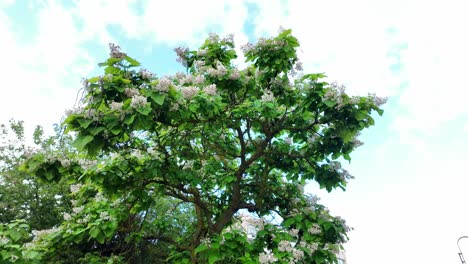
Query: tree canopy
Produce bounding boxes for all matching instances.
[0,29,386,263]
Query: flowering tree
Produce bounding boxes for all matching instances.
[15,29,386,263]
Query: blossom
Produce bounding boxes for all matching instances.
[95,192,108,203]
[285,137,293,145]
[200,237,211,246]
[208,33,219,43]
[130,95,147,108]
[240,42,254,54]
[100,211,112,220]
[63,213,71,220]
[170,102,180,111]
[0,236,9,245]
[180,86,199,99]
[65,106,83,116]
[308,223,321,235]
[278,240,293,252]
[72,206,84,214]
[124,87,140,97]
[183,160,194,170]
[60,158,71,168]
[180,74,194,85]
[292,249,305,261]
[197,49,208,56]
[194,60,206,68]
[259,248,277,264]
[193,75,205,85]
[109,43,126,59]
[222,34,234,45]
[294,61,303,71]
[368,92,388,107]
[155,77,171,92]
[139,68,153,79]
[110,101,124,111]
[70,184,83,194]
[203,84,217,96]
[261,89,275,102]
[229,69,240,80]
[174,47,189,66]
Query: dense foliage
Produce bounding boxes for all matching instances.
[0,29,386,263]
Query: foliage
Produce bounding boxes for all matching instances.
[8,29,385,263]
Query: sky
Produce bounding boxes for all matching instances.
[1,0,468,263]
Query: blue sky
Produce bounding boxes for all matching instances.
[2,0,468,263]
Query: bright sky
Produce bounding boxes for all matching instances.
[2,0,468,263]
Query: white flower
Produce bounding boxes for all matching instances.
[0,236,9,245]
[278,240,292,252]
[308,223,321,235]
[180,74,194,85]
[194,60,205,68]
[193,75,205,85]
[124,88,140,97]
[261,89,275,102]
[183,160,194,170]
[139,68,153,79]
[203,84,217,96]
[60,159,71,168]
[155,77,171,92]
[63,213,71,220]
[94,192,108,203]
[292,249,304,261]
[100,211,111,220]
[229,70,240,80]
[181,86,199,99]
[222,34,234,45]
[285,137,292,145]
[259,248,277,264]
[200,237,211,246]
[130,95,147,108]
[197,49,208,56]
[110,101,123,111]
[170,102,180,111]
[72,206,84,214]
[70,184,83,194]
[109,43,126,59]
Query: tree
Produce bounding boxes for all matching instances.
[15,29,386,263]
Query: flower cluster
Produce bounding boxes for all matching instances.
[155,77,171,92]
[229,69,240,80]
[203,84,217,96]
[324,81,347,109]
[109,43,126,59]
[180,86,199,99]
[139,68,153,79]
[70,183,83,194]
[207,61,228,78]
[368,92,388,107]
[124,88,140,97]
[259,248,277,264]
[130,94,147,108]
[174,46,189,66]
[261,89,275,102]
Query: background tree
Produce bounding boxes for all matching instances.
[14,29,385,263]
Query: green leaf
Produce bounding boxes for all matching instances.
[194,244,209,254]
[125,55,141,67]
[208,254,221,264]
[77,118,93,129]
[151,94,166,106]
[9,231,22,242]
[73,135,94,150]
[89,227,101,239]
[124,115,135,125]
[323,100,336,107]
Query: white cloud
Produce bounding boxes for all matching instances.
[248,0,399,97]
